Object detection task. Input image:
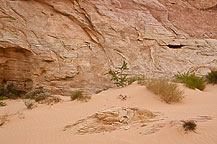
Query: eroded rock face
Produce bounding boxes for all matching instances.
[0,44,33,91]
[64,107,157,134]
[0,0,216,95]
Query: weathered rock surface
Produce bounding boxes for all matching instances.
[64,107,157,134]
[0,0,216,95]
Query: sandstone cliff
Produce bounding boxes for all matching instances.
[0,0,216,95]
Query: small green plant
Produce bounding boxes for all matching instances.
[0,101,7,107]
[24,100,34,109]
[106,61,129,87]
[175,72,206,91]
[0,96,7,100]
[206,70,217,84]
[71,90,90,101]
[146,79,184,103]
[182,120,197,132]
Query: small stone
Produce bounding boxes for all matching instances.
[124,126,130,130]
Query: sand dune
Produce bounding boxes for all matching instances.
[0,83,217,144]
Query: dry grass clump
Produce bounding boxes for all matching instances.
[24,87,61,105]
[206,70,217,84]
[24,100,35,109]
[71,90,91,102]
[175,72,206,91]
[127,76,138,85]
[0,113,9,127]
[24,87,50,102]
[182,120,197,132]
[146,79,184,104]
[137,76,148,86]
[41,96,62,105]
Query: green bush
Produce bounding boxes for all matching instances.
[146,79,184,104]
[0,102,7,107]
[206,70,217,84]
[175,72,206,91]
[0,96,7,100]
[106,61,129,87]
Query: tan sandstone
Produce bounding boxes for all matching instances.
[0,0,216,95]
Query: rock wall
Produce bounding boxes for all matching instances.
[0,0,216,95]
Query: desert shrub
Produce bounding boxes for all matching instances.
[24,87,51,102]
[0,101,7,107]
[71,90,90,101]
[24,88,62,105]
[0,84,21,99]
[146,79,184,103]
[106,61,129,87]
[182,120,197,132]
[206,70,217,84]
[175,72,206,91]
[0,96,7,100]
[24,100,34,109]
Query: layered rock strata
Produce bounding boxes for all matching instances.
[0,0,216,95]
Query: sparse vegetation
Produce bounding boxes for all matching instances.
[175,72,206,91]
[146,79,184,104]
[127,76,138,85]
[71,90,90,101]
[0,113,9,127]
[206,70,217,84]
[24,87,61,105]
[24,87,51,102]
[137,76,147,86]
[0,96,8,100]
[42,96,62,105]
[24,100,34,109]
[0,101,7,107]
[0,84,21,99]
[182,120,197,132]
[106,61,129,87]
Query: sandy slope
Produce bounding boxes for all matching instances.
[0,83,217,144]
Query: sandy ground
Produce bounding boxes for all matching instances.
[0,83,217,144]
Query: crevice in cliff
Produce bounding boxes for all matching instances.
[167,44,184,49]
[73,0,114,67]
